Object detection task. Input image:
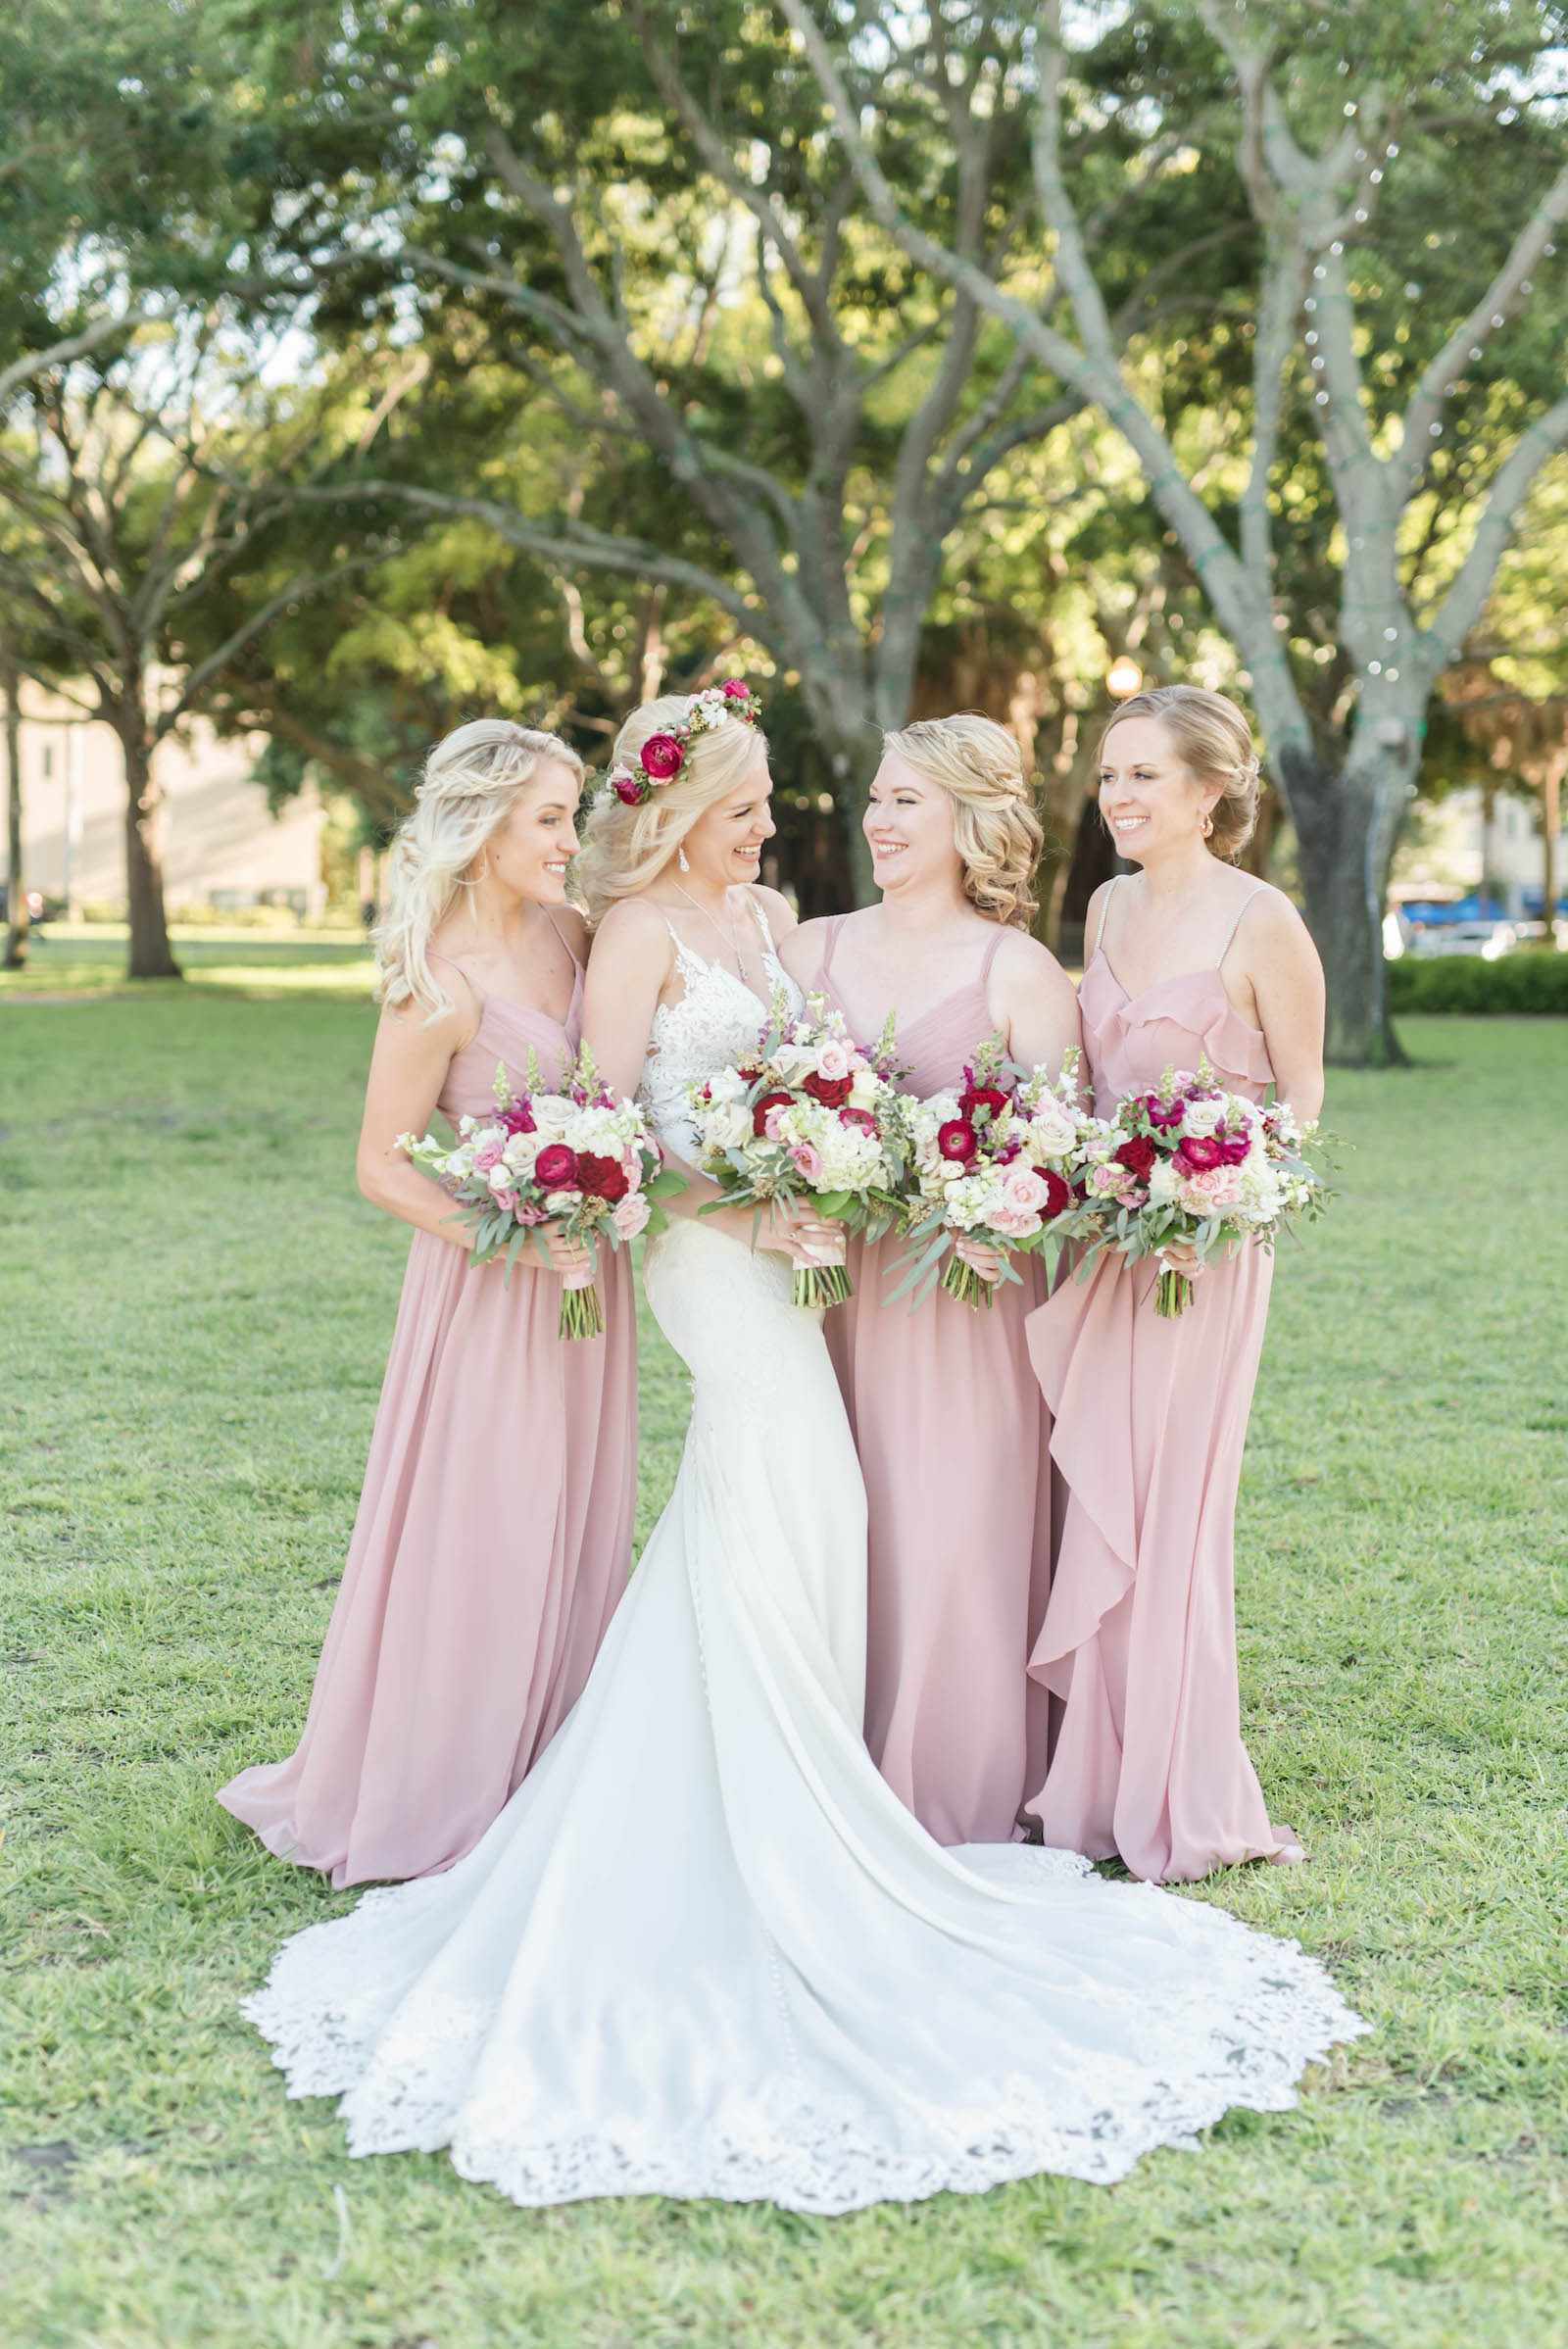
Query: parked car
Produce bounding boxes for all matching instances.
[1409,919,1517,961]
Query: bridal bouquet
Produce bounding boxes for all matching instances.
[1077,1058,1329,1318]
[687,993,908,1308]
[400,1048,685,1339]
[891,1042,1099,1310]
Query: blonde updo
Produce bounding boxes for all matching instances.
[373,719,584,1017]
[884,712,1044,927]
[576,693,768,928]
[1101,685,1260,860]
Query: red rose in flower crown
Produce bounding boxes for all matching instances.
[576,1151,630,1202]
[534,1143,580,1190]
[639,733,686,782]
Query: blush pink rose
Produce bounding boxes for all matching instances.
[472,1140,505,1172]
[1000,1166,1051,1217]
[1179,1164,1244,1212]
[788,1142,823,1183]
[988,1204,1039,1239]
[815,1040,852,1082]
[612,1192,651,1240]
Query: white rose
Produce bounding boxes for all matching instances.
[1181,1097,1225,1139]
[532,1095,575,1135]
[707,1066,748,1103]
[704,1101,752,1150]
[1024,1100,1078,1159]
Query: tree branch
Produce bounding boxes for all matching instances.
[1423,395,1568,665]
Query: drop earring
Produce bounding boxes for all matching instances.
[678,845,691,872]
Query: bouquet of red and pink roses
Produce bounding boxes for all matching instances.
[400,1047,685,1339]
[891,1042,1099,1309]
[688,992,908,1308]
[1077,1058,1328,1317]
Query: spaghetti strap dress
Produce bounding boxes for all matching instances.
[1022,879,1302,1883]
[813,916,1054,1845]
[219,937,638,1887]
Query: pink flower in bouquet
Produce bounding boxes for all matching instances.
[1175,1135,1223,1173]
[491,1188,520,1214]
[639,732,686,781]
[496,1101,536,1136]
[1179,1163,1244,1213]
[752,1088,794,1137]
[989,1204,1039,1239]
[789,1140,824,1182]
[1000,1165,1052,1220]
[1213,1128,1253,1166]
[938,1118,977,1162]
[840,1106,878,1134]
[472,1139,506,1173]
[534,1143,580,1189]
[816,1039,852,1082]
[1145,1093,1188,1130]
[612,1192,651,1240]
[1091,1160,1137,1202]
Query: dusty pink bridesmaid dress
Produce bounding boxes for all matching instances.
[1023,879,1302,1883]
[812,917,1054,1845]
[219,945,637,1887]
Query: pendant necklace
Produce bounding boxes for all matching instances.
[672,880,750,982]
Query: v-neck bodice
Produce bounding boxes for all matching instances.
[811,915,1006,1096]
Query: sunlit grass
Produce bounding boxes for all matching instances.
[1,1000,1564,2349]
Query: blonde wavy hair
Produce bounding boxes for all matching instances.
[1101,685,1261,860]
[884,712,1044,927]
[576,693,768,928]
[373,719,585,1018]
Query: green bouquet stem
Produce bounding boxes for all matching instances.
[791,1259,854,1311]
[941,1252,997,1311]
[558,1276,605,1342]
[1155,1267,1195,1319]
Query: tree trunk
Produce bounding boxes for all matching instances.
[2,655,25,968]
[1544,759,1561,948]
[1278,734,1415,1065]
[120,712,181,981]
[805,686,882,906]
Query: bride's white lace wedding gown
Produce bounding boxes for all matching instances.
[241,906,1365,2213]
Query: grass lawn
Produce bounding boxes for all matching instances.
[1,958,1564,2349]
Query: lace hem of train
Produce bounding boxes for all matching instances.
[241,1859,1366,2216]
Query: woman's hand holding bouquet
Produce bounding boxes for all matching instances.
[1077,1058,1329,1317]
[892,1043,1099,1310]
[400,1048,686,1339]
[687,993,908,1309]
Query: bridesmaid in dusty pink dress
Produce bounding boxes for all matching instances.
[1024,684,1326,1883]
[782,716,1081,1845]
[220,722,636,1887]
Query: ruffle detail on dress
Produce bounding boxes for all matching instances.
[1076,963,1275,1110]
[1024,1260,1136,1693]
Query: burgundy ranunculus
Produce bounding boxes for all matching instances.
[577,1151,630,1202]
[1113,1135,1157,1179]
[752,1089,794,1137]
[937,1118,977,1162]
[1176,1135,1222,1172]
[534,1143,580,1190]
[958,1084,1009,1121]
[803,1071,854,1109]
[639,732,686,781]
[612,772,644,807]
[1041,1168,1071,1219]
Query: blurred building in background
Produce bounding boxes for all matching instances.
[1,681,324,918]
[1393,785,1563,922]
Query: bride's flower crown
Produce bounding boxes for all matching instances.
[608,681,761,807]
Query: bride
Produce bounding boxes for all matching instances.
[239,688,1363,2214]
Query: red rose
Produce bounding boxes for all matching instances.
[639,732,686,781]
[752,1089,794,1137]
[803,1071,854,1108]
[576,1151,629,1202]
[1113,1135,1157,1179]
[959,1085,1008,1120]
[1042,1168,1070,1218]
[1176,1135,1222,1172]
[937,1118,977,1162]
[534,1143,580,1189]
